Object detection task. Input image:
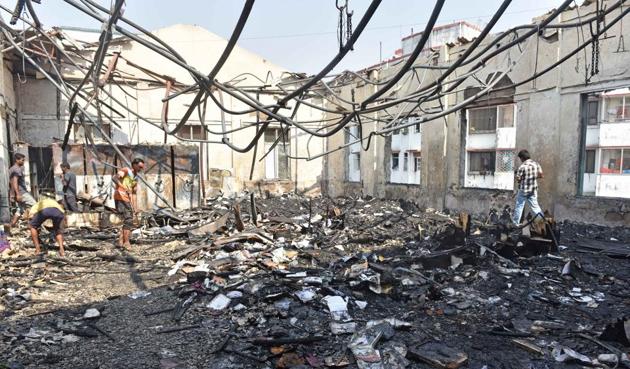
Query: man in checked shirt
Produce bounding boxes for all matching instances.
[512,149,545,225]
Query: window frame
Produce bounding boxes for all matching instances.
[599,147,630,175]
[391,152,400,170]
[263,127,291,180]
[467,103,516,134]
[467,150,497,175]
[403,152,409,172]
[601,93,630,123]
[176,124,207,140]
[585,149,596,174]
[413,152,421,172]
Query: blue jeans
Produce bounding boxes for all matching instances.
[512,190,543,224]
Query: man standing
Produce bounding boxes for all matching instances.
[512,149,544,225]
[60,163,79,212]
[112,158,144,250]
[9,153,36,227]
[29,196,66,257]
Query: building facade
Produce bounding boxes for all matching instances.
[8,24,326,210]
[323,2,630,226]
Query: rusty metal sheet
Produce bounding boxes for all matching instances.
[173,145,199,174]
[173,145,200,209]
[58,144,199,210]
[53,143,85,175]
[130,145,171,175]
[174,174,199,210]
[135,173,173,211]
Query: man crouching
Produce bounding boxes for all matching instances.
[29,197,66,257]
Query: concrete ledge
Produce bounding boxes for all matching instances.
[65,212,122,229]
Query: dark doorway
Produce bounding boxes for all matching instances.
[28,146,55,197]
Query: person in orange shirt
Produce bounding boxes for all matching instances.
[112,158,144,250]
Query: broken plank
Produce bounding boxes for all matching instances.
[512,339,544,355]
[188,211,230,236]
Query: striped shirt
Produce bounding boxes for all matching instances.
[516,159,542,193]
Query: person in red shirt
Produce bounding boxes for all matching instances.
[112,158,144,250]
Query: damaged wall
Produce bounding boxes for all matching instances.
[324,1,630,226]
[0,42,17,222]
[13,24,326,205]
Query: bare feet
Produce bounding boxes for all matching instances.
[123,242,132,251]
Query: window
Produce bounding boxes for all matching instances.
[464,104,516,189]
[586,100,599,126]
[624,150,630,173]
[352,153,360,168]
[468,151,496,174]
[599,148,630,174]
[176,124,207,140]
[603,95,627,122]
[468,107,497,132]
[498,105,514,128]
[468,104,516,132]
[390,118,421,185]
[600,149,622,174]
[585,150,596,173]
[413,152,421,172]
[264,127,290,179]
[392,152,399,170]
[347,126,361,182]
[580,91,630,198]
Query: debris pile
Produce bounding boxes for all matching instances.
[1,193,629,368]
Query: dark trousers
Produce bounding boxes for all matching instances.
[64,195,80,212]
[115,200,134,230]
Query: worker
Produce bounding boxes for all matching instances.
[60,162,80,212]
[29,196,66,257]
[9,153,37,228]
[512,149,544,225]
[112,158,145,250]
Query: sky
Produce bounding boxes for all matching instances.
[10,0,567,74]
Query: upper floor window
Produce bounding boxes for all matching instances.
[468,104,515,133]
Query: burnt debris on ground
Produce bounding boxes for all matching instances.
[1,193,629,369]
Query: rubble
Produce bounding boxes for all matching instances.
[0,193,629,368]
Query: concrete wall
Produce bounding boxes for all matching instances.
[0,51,17,222]
[324,0,630,226]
